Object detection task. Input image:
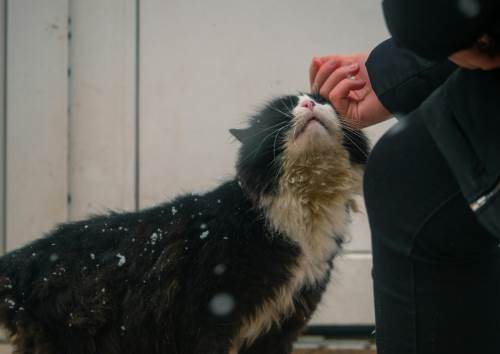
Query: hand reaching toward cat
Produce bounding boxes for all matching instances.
[309,53,391,128]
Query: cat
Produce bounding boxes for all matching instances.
[0,93,369,354]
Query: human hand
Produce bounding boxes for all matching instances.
[309,53,391,128]
[449,47,500,70]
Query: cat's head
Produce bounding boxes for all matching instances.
[230,93,369,201]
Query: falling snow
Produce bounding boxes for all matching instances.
[209,293,235,316]
[117,254,126,267]
[200,223,207,230]
[4,299,15,309]
[150,233,158,245]
[171,206,178,215]
[214,264,226,275]
[49,254,59,262]
[90,253,96,260]
[458,0,481,17]
[200,231,210,239]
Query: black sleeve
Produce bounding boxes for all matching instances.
[366,38,457,117]
[382,0,500,60]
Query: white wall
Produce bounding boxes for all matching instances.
[69,0,136,220]
[6,0,69,251]
[0,0,5,255]
[3,0,395,326]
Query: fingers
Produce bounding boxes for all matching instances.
[311,60,341,93]
[309,53,369,90]
[319,63,361,99]
[330,78,367,101]
[328,78,366,114]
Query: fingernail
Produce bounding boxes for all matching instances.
[349,63,359,70]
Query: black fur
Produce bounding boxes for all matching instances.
[308,93,369,165]
[233,95,299,198]
[0,94,368,354]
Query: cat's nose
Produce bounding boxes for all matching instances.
[301,100,315,111]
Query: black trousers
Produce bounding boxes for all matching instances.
[364,113,500,354]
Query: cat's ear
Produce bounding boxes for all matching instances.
[229,128,250,143]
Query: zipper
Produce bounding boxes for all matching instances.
[470,179,500,212]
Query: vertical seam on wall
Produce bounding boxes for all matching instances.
[134,0,140,211]
[67,0,72,221]
[1,0,8,254]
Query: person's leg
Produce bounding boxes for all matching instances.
[364,113,500,354]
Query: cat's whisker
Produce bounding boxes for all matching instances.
[237,122,293,165]
[339,120,364,134]
[340,127,366,140]
[237,120,290,141]
[342,132,369,158]
[284,96,296,113]
[337,115,364,131]
[337,121,367,139]
[272,125,291,161]
[269,106,294,119]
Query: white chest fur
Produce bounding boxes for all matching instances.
[231,149,361,352]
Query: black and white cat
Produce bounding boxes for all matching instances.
[0,93,369,354]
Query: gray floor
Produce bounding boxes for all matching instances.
[0,337,377,353]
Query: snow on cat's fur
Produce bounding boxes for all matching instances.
[0,93,368,354]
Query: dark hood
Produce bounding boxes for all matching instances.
[383,0,500,60]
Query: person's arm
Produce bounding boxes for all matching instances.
[309,38,456,127]
[366,38,457,117]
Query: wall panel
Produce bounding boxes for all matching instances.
[6,0,69,250]
[69,0,136,220]
[0,0,5,254]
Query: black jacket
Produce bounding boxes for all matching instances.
[366,0,500,238]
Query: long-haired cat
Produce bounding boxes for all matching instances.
[0,93,369,354]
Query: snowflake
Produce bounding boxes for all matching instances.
[117,254,126,267]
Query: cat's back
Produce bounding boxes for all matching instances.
[0,179,271,340]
